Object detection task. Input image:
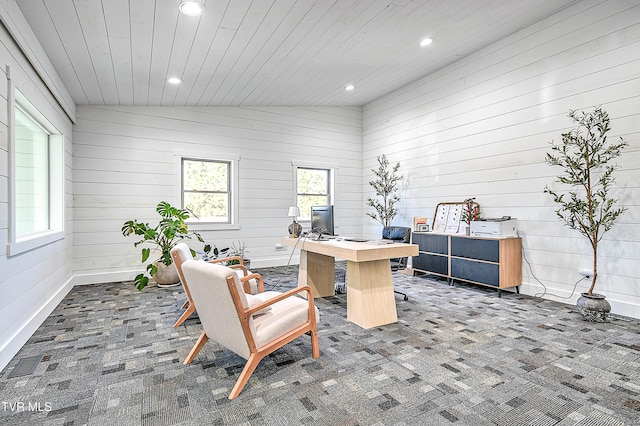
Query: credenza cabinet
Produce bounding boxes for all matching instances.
[412,232,522,296]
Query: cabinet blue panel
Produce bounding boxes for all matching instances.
[413,233,448,255]
[413,253,448,275]
[451,237,499,262]
[451,258,499,286]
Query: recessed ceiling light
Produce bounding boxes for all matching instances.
[420,38,433,47]
[179,1,205,16]
[168,77,182,85]
[345,84,355,91]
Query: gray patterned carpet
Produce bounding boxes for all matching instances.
[1,265,639,425]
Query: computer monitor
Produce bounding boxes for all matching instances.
[310,205,334,237]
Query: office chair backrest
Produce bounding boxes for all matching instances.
[382,226,411,244]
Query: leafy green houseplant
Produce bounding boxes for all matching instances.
[367,154,403,227]
[122,201,215,290]
[544,107,627,320]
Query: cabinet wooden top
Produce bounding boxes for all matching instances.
[412,232,521,241]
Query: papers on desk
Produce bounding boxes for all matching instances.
[365,239,394,245]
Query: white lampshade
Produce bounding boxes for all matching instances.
[288,206,300,217]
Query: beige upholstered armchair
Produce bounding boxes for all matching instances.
[170,242,260,327]
[180,259,320,399]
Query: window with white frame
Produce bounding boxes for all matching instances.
[9,90,64,255]
[295,166,333,220]
[181,158,234,223]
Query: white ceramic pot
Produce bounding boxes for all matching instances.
[153,261,180,287]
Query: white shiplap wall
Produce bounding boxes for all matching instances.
[72,105,363,284]
[0,12,75,369]
[363,0,640,318]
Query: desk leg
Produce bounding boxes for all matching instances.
[298,249,335,298]
[346,259,398,329]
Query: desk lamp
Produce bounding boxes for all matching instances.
[288,206,302,238]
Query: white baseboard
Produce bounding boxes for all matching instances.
[71,270,140,286]
[0,277,74,372]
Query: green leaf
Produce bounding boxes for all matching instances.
[134,274,148,291]
[141,247,150,263]
[148,263,158,276]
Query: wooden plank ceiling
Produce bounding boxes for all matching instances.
[17,0,579,107]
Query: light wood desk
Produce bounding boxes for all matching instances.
[282,237,419,329]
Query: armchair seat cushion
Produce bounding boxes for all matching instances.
[252,296,320,349]
[252,290,281,302]
[245,291,282,316]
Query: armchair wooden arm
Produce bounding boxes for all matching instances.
[239,273,265,293]
[242,285,315,319]
[207,255,245,268]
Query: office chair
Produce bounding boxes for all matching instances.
[382,226,412,301]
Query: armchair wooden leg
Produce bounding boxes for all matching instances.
[184,331,208,365]
[174,303,196,327]
[181,300,189,309]
[229,353,264,399]
[310,329,320,358]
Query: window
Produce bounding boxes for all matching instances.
[182,158,233,223]
[295,167,333,220]
[9,90,64,255]
[14,107,50,236]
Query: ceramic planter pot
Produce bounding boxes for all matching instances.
[153,261,180,287]
[576,292,611,322]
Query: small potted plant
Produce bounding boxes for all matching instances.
[122,201,216,290]
[544,107,628,321]
[461,197,480,235]
[221,241,250,269]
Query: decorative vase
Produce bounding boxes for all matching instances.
[288,221,302,238]
[153,261,180,287]
[576,292,611,322]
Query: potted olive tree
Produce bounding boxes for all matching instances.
[544,107,628,321]
[122,201,215,290]
[366,154,402,227]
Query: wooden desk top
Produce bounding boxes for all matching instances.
[281,237,418,262]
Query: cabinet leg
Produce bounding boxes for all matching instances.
[498,289,502,298]
[516,286,520,294]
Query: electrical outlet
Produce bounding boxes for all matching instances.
[579,269,594,278]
